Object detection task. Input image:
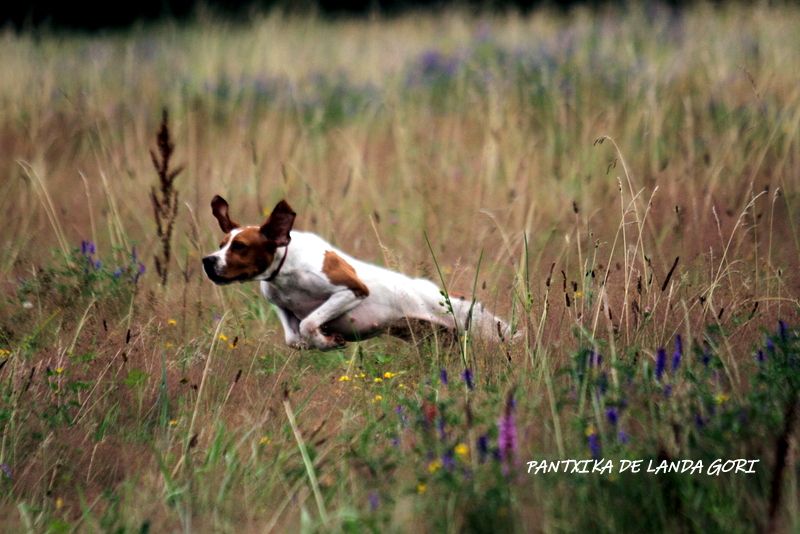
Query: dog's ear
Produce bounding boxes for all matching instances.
[211,195,239,233]
[260,200,296,247]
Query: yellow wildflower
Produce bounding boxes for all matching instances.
[167,319,177,326]
[374,377,383,383]
[218,333,229,342]
[454,443,469,460]
[165,342,174,349]
[0,348,11,358]
[427,459,442,474]
[338,375,351,382]
[169,419,178,426]
[228,342,236,350]
[55,497,64,510]
[585,425,596,437]
[383,371,396,379]
[372,394,383,403]
[714,393,729,405]
[357,372,366,379]
[259,436,271,445]
[416,482,427,494]
[55,367,64,375]
[574,291,584,298]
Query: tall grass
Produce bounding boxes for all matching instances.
[0,4,799,532]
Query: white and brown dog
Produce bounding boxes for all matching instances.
[202,196,512,350]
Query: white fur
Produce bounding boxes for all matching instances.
[207,228,242,273]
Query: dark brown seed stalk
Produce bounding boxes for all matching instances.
[149,108,183,287]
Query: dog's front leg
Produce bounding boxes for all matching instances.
[273,306,303,348]
[299,290,364,350]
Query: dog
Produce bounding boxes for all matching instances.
[202,195,513,350]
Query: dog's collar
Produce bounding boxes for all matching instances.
[265,244,289,282]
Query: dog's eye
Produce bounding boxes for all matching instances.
[230,241,246,252]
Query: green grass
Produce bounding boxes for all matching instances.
[1,4,799,532]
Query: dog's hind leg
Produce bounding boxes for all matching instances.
[409,278,512,342]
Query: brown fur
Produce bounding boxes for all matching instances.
[322,251,370,297]
[220,227,275,282]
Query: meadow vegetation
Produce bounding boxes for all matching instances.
[0,3,799,532]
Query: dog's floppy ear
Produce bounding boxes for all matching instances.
[211,195,239,233]
[260,200,296,247]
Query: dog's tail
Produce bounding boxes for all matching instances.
[411,278,514,342]
[449,295,514,342]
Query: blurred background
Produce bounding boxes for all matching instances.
[3,0,690,30]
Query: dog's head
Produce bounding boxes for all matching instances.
[202,195,296,285]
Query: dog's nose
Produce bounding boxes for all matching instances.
[202,256,217,276]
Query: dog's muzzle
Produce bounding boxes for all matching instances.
[202,256,225,284]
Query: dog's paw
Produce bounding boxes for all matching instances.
[287,339,310,350]
[311,332,346,351]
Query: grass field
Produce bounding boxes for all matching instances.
[1,3,799,532]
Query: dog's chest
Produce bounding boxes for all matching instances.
[261,269,330,317]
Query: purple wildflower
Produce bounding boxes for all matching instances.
[437,417,447,441]
[439,368,448,386]
[694,413,705,428]
[655,348,667,380]
[134,262,146,283]
[497,391,518,462]
[778,320,788,341]
[597,372,608,395]
[368,491,380,511]
[756,350,766,363]
[738,409,749,425]
[477,435,489,463]
[617,430,630,444]
[442,451,455,471]
[0,463,11,480]
[419,50,458,78]
[672,335,682,372]
[112,268,122,279]
[589,350,602,367]
[701,343,711,367]
[587,431,601,458]
[390,436,400,448]
[663,385,673,398]
[93,259,102,270]
[606,407,618,426]
[395,405,407,428]
[475,21,492,42]
[462,369,474,390]
[81,240,96,256]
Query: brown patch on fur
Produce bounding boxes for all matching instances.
[221,227,275,282]
[322,251,369,297]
